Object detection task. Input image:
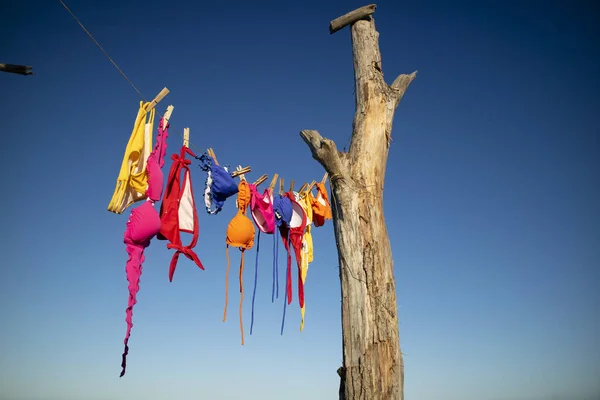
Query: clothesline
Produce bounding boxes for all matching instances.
[58,0,357,155]
[108,107,333,377]
[60,0,336,378]
[58,0,206,155]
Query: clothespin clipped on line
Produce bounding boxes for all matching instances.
[298,183,308,193]
[144,87,170,112]
[232,165,251,180]
[289,180,295,192]
[306,180,317,194]
[207,148,219,165]
[254,174,268,186]
[321,172,328,184]
[183,128,190,148]
[163,105,174,130]
[279,177,284,195]
[268,174,279,194]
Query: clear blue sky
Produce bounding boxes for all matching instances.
[1,1,599,399]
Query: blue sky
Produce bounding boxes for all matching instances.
[1,0,599,399]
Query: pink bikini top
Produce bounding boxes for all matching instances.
[249,184,276,234]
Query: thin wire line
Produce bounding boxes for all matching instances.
[58,0,207,156]
[58,0,146,101]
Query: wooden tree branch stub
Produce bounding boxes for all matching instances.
[329,4,377,34]
[0,63,33,75]
[299,130,346,179]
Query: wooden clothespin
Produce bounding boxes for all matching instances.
[231,166,251,178]
[289,180,295,192]
[299,183,308,193]
[163,105,174,130]
[183,128,190,148]
[207,148,219,165]
[279,177,284,195]
[306,180,317,194]
[144,87,170,112]
[253,174,268,186]
[268,174,279,194]
[321,172,328,184]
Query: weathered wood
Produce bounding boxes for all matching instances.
[329,4,376,34]
[301,4,416,400]
[144,87,170,112]
[253,174,268,186]
[0,63,33,75]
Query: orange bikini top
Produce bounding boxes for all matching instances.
[310,182,332,227]
[223,180,255,346]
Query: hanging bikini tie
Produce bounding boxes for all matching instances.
[310,182,332,227]
[197,153,239,215]
[272,193,293,334]
[157,145,204,281]
[297,190,314,331]
[248,184,276,334]
[283,192,307,320]
[120,110,171,377]
[224,180,255,345]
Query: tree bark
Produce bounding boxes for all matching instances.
[0,64,33,75]
[300,5,416,400]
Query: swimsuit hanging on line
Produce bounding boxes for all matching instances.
[108,102,155,214]
[223,180,255,345]
[310,182,332,227]
[119,114,168,377]
[296,191,314,331]
[282,192,307,320]
[248,184,276,334]
[157,146,204,281]
[272,194,293,334]
[197,153,239,215]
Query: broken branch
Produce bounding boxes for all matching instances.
[299,130,346,179]
[329,4,376,34]
[0,63,33,75]
[389,70,418,103]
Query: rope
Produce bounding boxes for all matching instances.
[58,0,205,155]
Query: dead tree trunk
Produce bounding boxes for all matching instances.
[300,4,416,400]
[0,64,33,75]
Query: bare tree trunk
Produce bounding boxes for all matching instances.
[300,4,416,400]
[0,64,33,75]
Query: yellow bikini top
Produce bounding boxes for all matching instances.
[108,101,155,214]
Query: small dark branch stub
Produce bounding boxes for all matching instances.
[0,64,33,76]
